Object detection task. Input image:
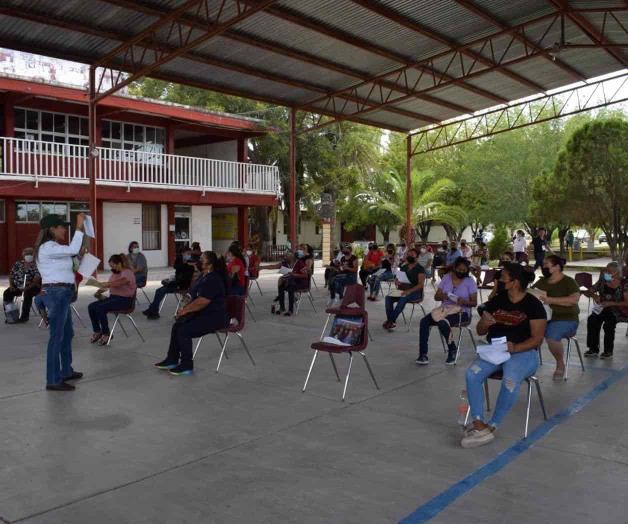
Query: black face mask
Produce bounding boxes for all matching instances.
[451,247,457,252]
[454,271,468,279]
[406,256,416,264]
[541,268,551,278]
[387,250,394,254]
[496,281,506,293]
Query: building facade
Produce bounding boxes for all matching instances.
[0,74,279,273]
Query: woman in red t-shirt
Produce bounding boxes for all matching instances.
[226,245,247,296]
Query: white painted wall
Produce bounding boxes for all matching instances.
[191,205,212,252]
[103,202,168,268]
[175,140,238,161]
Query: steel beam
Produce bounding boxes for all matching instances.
[405,135,412,246]
[289,108,297,249]
[408,73,628,156]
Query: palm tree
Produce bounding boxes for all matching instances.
[355,169,467,243]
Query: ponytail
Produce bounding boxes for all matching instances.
[34,228,55,263]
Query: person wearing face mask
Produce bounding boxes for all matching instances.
[143,247,195,319]
[416,244,433,278]
[3,247,41,323]
[461,263,546,448]
[367,243,397,301]
[155,251,228,376]
[583,262,628,359]
[35,213,85,391]
[274,247,309,316]
[383,248,426,330]
[328,244,358,305]
[531,255,581,379]
[127,241,148,287]
[459,240,473,260]
[359,244,383,286]
[416,258,477,365]
[498,251,515,266]
[446,241,463,266]
[87,254,137,345]
[226,245,247,296]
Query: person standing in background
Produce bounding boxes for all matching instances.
[513,230,528,263]
[35,213,85,391]
[532,228,552,270]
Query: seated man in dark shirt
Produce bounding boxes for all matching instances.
[143,248,196,319]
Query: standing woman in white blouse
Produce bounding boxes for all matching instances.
[35,213,85,391]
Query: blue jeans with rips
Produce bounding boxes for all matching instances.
[465,350,539,428]
[41,285,75,386]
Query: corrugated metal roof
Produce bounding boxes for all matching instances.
[0,0,624,132]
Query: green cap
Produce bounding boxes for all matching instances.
[39,214,69,229]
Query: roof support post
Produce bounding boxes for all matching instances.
[405,134,413,246]
[289,107,297,250]
[88,65,99,262]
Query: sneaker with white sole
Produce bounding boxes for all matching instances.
[415,355,429,365]
[461,427,495,448]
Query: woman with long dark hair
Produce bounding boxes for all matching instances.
[35,213,85,391]
[154,251,228,375]
[226,244,247,296]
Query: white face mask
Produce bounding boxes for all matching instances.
[420,248,426,254]
[132,247,140,255]
[24,255,34,263]
[246,250,253,256]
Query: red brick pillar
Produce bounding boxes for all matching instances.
[167,203,176,266]
[238,206,249,248]
[6,198,16,269]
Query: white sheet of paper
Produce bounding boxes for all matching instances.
[84,277,106,289]
[591,303,604,315]
[395,269,410,285]
[389,289,403,298]
[83,215,95,238]
[322,336,351,346]
[278,266,291,275]
[477,336,511,365]
[77,253,100,278]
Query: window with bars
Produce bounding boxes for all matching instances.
[14,108,89,147]
[142,204,161,251]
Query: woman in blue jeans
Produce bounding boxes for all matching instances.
[34,212,86,391]
[462,262,547,448]
[88,254,137,345]
[383,248,426,330]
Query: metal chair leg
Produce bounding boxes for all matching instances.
[248,292,255,306]
[118,318,129,338]
[311,277,319,290]
[158,293,169,313]
[573,337,585,372]
[524,378,533,438]
[193,336,204,359]
[126,314,145,342]
[308,292,317,312]
[246,301,256,322]
[532,376,548,420]
[255,279,263,295]
[303,350,319,392]
[295,294,302,315]
[140,287,151,304]
[361,352,380,390]
[341,353,354,401]
[71,305,85,328]
[320,314,332,340]
[215,333,228,359]
[453,327,464,365]
[406,304,415,332]
[107,315,120,346]
[367,327,373,342]
[236,332,256,366]
[216,333,231,372]
[538,343,544,366]
[329,353,341,382]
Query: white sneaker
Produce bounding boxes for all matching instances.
[461,427,495,448]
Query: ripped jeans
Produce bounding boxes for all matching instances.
[465,349,539,428]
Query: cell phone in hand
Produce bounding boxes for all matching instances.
[447,292,458,302]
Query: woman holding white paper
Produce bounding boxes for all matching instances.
[461,262,546,448]
[34,212,85,391]
[382,248,426,330]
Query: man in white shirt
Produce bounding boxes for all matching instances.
[513,230,528,262]
[459,240,473,260]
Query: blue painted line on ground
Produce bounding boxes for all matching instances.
[399,364,628,524]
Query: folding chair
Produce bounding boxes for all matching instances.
[464,370,548,439]
[439,310,478,365]
[247,265,263,296]
[136,281,151,304]
[303,309,379,401]
[477,269,496,302]
[378,279,394,298]
[574,272,593,313]
[192,295,255,372]
[295,273,317,315]
[158,287,188,315]
[321,284,372,341]
[401,298,427,332]
[539,336,584,380]
[107,296,145,346]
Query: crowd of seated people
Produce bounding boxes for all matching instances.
[3,247,41,323]
[366,243,398,301]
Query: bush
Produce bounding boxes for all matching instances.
[352,245,365,261]
[488,226,511,261]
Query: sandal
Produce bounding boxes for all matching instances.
[97,335,111,346]
[552,369,565,381]
[90,333,103,344]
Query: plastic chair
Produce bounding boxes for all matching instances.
[136,280,151,304]
[400,297,427,332]
[574,272,593,313]
[477,269,496,302]
[320,284,368,340]
[192,295,255,372]
[248,265,263,296]
[303,309,379,401]
[294,273,317,315]
[107,296,145,346]
[438,310,477,365]
[464,370,547,438]
[158,286,189,315]
[243,276,256,322]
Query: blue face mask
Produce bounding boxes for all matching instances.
[603,273,613,282]
[183,254,191,262]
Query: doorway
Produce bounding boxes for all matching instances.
[174,206,191,251]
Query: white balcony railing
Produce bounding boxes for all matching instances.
[0,137,280,196]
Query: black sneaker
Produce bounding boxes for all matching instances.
[600,352,613,360]
[445,350,457,365]
[154,359,178,370]
[46,382,75,391]
[169,364,193,376]
[63,371,84,381]
[146,312,160,320]
[584,349,599,358]
[415,355,429,365]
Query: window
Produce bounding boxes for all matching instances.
[14,108,88,147]
[102,120,165,153]
[0,200,5,223]
[16,201,41,223]
[142,204,161,250]
[16,200,88,224]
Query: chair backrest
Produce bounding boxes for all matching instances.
[295,271,312,292]
[340,283,366,310]
[482,269,496,287]
[574,272,593,289]
[225,294,246,332]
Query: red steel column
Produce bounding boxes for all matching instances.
[237,206,249,248]
[289,108,297,249]
[6,199,16,269]
[406,135,413,245]
[88,66,99,260]
[3,97,15,137]
[167,203,176,266]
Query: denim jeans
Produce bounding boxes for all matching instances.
[418,311,470,355]
[88,295,133,335]
[330,273,357,299]
[368,270,394,295]
[385,290,423,323]
[146,281,178,313]
[41,286,75,386]
[465,350,539,428]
